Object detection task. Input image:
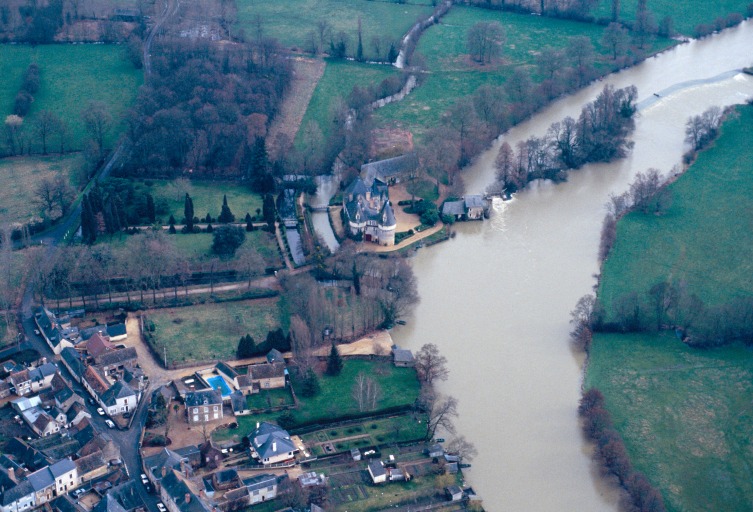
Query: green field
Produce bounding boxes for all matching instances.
[598,105,753,319]
[297,59,398,145]
[146,297,288,364]
[587,105,753,511]
[0,44,142,153]
[592,0,751,36]
[0,154,83,224]
[230,359,421,433]
[102,230,282,269]
[374,6,672,137]
[587,332,753,511]
[235,0,434,59]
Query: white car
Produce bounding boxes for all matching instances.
[157,503,167,512]
[141,474,149,484]
[105,419,115,429]
[97,408,105,416]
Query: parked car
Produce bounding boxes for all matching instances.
[97,408,105,416]
[157,503,167,512]
[140,474,149,485]
[105,419,115,429]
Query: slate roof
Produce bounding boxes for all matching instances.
[91,494,128,512]
[61,348,85,376]
[215,362,238,379]
[392,348,414,364]
[66,402,89,424]
[29,362,58,382]
[101,381,136,407]
[344,177,369,199]
[144,449,186,478]
[464,195,486,209]
[243,473,277,492]
[106,323,127,339]
[50,458,76,478]
[266,349,284,364]
[230,391,247,413]
[105,480,144,512]
[160,470,209,512]
[247,422,296,461]
[380,201,396,228]
[185,389,222,408]
[441,200,465,217]
[27,466,55,491]
[1,479,34,506]
[94,347,137,367]
[3,438,49,471]
[213,469,239,485]
[361,153,418,185]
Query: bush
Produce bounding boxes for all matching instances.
[211,225,245,255]
[13,91,33,117]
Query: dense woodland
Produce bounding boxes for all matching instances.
[122,38,292,177]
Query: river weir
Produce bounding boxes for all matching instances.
[391,21,753,511]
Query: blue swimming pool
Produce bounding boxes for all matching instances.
[206,375,232,397]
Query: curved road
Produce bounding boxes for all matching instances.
[17,2,179,510]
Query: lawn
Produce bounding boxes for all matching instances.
[586,332,753,512]
[0,154,84,225]
[597,105,753,319]
[587,105,753,511]
[296,59,398,146]
[131,179,265,226]
[231,359,420,433]
[591,0,752,36]
[375,5,673,138]
[234,0,434,60]
[145,297,288,365]
[245,387,295,411]
[0,44,142,152]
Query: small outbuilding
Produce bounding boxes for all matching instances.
[368,461,387,484]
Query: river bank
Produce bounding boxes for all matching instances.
[391,20,753,511]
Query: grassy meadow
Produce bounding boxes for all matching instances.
[588,105,753,511]
[374,5,673,138]
[598,105,753,317]
[591,0,752,36]
[146,297,288,364]
[0,44,142,152]
[587,332,753,511]
[229,358,421,432]
[0,154,83,224]
[296,59,397,145]
[234,0,434,59]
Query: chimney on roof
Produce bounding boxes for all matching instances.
[185,493,191,504]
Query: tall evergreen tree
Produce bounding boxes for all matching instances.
[262,194,276,231]
[146,193,156,223]
[248,136,270,193]
[237,334,257,358]
[81,194,97,244]
[184,193,194,232]
[218,194,235,223]
[356,17,364,62]
[326,343,343,376]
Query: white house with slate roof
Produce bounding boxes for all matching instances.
[246,422,297,465]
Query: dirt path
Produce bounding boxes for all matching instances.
[266,57,326,159]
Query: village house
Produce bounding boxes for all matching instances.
[242,474,277,505]
[8,362,58,397]
[34,308,76,355]
[245,422,297,465]
[159,470,210,512]
[143,449,191,491]
[11,396,63,438]
[184,389,223,424]
[73,451,108,485]
[441,195,490,221]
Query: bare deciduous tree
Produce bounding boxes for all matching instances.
[446,435,478,464]
[351,372,382,412]
[425,394,458,440]
[467,21,505,64]
[414,343,449,385]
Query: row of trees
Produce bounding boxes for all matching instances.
[32,230,267,309]
[491,84,638,195]
[579,388,666,512]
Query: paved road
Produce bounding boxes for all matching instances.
[13,1,179,510]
